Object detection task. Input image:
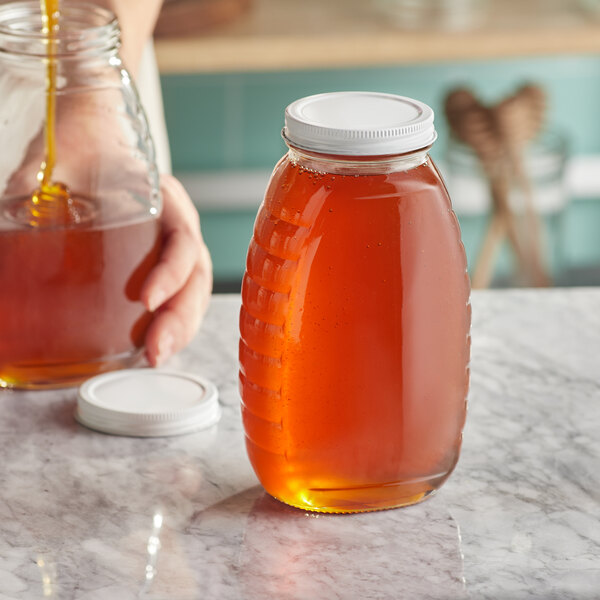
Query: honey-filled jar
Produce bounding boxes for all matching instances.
[0,1,161,388]
[240,92,471,513]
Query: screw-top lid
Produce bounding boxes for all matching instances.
[76,369,221,437]
[283,91,437,156]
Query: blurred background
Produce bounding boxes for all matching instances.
[154,0,600,291]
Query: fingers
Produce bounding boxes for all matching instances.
[142,174,213,366]
[141,229,201,312]
[140,175,203,311]
[145,260,212,366]
[161,174,202,235]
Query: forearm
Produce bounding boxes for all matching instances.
[96,0,164,73]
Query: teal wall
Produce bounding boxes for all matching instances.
[199,203,600,290]
[160,55,600,288]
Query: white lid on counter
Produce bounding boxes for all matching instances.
[76,369,221,437]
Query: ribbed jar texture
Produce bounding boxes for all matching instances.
[239,147,471,513]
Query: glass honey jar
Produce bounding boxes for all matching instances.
[0,1,161,389]
[239,92,471,513]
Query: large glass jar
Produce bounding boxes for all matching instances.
[0,1,161,389]
[239,92,471,513]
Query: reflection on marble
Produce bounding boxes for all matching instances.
[0,291,599,599]
[236,492,466,600]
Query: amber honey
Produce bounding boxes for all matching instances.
[0,210,161,388]
[40,0,60,182]
[0,1,162,387]
[240,152,471,513]
[26,0,78,225]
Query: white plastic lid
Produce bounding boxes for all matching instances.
[283,91,437,156]
[76,369,221,437]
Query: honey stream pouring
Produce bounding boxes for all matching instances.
[8,0,93,228]
[30,0,73,225]
[445,85,551,288]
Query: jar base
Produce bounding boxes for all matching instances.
[265,473,450,514]
[0,348,146,390]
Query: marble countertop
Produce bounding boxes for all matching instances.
[1,290,599,599]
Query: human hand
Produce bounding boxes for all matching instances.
[2,92,156,205]
[0,81,212,366]
[141,174,213,366]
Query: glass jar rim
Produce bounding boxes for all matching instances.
[285,144,431,175]
[0,1,119,58]
[446,128,569,177]
[284,136,434,162]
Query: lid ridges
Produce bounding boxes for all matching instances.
[76,369,221,437]
[284,91,436,156]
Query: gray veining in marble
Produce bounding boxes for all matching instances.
[0,290,599,599]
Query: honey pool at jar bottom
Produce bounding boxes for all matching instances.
[240,157,471,513]
[0,207,161,389]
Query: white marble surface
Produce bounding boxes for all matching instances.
[1,290,599,599]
